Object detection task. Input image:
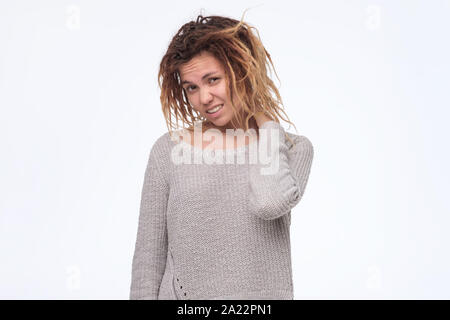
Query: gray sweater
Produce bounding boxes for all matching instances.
[129,120,314,299]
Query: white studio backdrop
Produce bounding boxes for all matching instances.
[0,0,449,299]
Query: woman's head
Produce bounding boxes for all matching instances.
[158,11,296,135]
[178,50,235,129]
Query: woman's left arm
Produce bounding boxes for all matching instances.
[248,119,314,220]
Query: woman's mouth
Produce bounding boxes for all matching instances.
[206,104,224,117]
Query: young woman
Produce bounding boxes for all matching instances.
[130,13,314,300]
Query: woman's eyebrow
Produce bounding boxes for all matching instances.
[182,71,219,85]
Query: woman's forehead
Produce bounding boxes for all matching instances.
[179,52,223,80]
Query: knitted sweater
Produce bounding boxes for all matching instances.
[129,120,314,300]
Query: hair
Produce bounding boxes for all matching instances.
[158,9,298,146]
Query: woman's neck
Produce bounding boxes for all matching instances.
[183,118,260,149]
[199,117,259,134]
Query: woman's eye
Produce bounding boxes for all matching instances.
[185,78,219,92]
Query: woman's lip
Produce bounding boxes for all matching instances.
[206,104,224,118]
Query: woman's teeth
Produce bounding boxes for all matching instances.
[206,104,223,114]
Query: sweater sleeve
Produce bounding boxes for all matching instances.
[130,141,169,299]
[248,120,314,220]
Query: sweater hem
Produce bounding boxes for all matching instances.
[203,289,293,300]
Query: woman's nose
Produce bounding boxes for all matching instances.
[200,88,213,106]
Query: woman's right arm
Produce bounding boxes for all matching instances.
[130,142,169,300]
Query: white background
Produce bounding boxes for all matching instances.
[1,0,449,299]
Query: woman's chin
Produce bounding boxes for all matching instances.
[209,118,229,128]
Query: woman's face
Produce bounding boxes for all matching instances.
[179,51,240,128]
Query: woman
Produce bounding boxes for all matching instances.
[130,13,314,300]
